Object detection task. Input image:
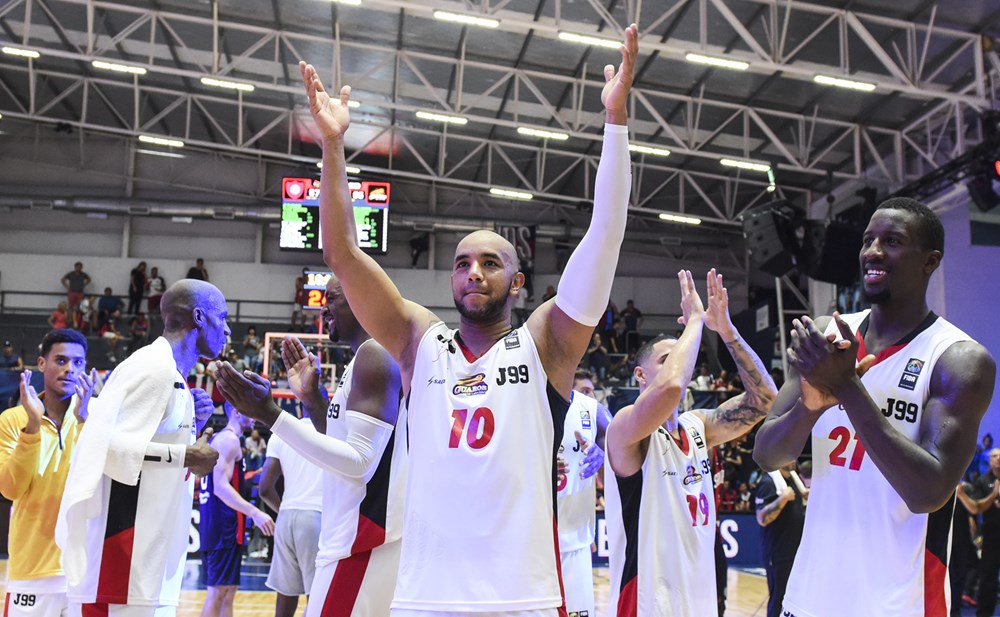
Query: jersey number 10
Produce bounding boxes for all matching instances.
[450,407,496,450]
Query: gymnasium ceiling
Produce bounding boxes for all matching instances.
[0,0,998,253]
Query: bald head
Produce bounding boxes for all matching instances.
[161,279,226,333]
[456,230,520,271]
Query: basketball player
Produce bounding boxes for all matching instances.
[213,273,405,617]
[558,371,611,617]
[57,279,223,617]
[259,411,323,617]
[604,269,778,616]
[199,402,274,617]
[0,330,96,617]
[297,21,636,616]
[753,197,997,616]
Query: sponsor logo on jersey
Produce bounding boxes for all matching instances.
[683,464,704,485]
[899,357,925,391]
[453,373,489,396]
[580,409,592,429]
[504,330,521,350]
[691,427,705,450]
[426,377,445,387]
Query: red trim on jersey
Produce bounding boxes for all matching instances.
[4,593,9,617]
[95,526,135,604]
[455,335,480,363]
[231,464,245,546]
[353,514,388,555]
[552,517,569,617]
[855,334,907,367]
[81,603,111,617]
[617,576,638,616]
[320,549,372,617]
[668,425,691,457]
[924,548,948,616]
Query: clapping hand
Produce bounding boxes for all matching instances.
[703,269,736,341]
[19,371,44,433]
[73,368,98,422]
[576,430,605,480]
[677,270,705,326]
[213,362,281,426]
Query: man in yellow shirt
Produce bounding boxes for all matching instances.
[0,329,96,616]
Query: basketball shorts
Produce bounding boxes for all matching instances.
[70,604,176,617]
[391,610,559,617]
[266,509,321,596]
[3,591,68,616]
[306,541,400,617]
[204,545,243,587]
[560,545,595,617]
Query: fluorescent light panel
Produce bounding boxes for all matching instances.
[347,100,360,108]
[490,187,533,201]
[200,76,255,92]
[137,148,185,159]
[558,31,621,49]
[629,144,671,157]
[659,213,702,225]
[92,60,147,75]
[329,0,361,4]
[316,162,361,174]
[433,10,499,28]
[138,134,184,148]
[813,74,877,92]
[2,46,40,59]
[516,126,569,141]
[415,110,468,125]
[685,53,749,71]
[720,158,771,173]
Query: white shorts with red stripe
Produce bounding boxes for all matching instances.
[68,603,176,617]
[305,541,400,617]
[559,546,595,617]
[3,591,68,617]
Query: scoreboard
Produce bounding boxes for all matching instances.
[302,270,332,310]
[279,176,390,254]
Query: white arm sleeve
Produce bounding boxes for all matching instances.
[271,410,393,480]
[554,123,631,326]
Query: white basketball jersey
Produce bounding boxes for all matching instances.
[783,310,971,617]
[558,392,600,553]
[316,345,407,566]
[605,411,717,617]
[392,323,568,612]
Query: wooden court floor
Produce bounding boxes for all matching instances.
[0,560,772,616]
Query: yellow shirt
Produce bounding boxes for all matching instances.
[0,401,82,581]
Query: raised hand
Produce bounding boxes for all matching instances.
[185,428,219,477]
[19,371,44,434]
[190,387,215,426]
[281,336,322,402]
[601,23,639,124]
[73,368,98,422]
[575,430,605,480]
[299,61,352,142]
[213,362,281,426]
[703,269,736,340]
[676,270,705,326]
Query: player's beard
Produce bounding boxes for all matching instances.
[862,287,891,304]
[454,281,512,323]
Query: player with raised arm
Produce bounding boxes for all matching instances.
[752,198,997,616]
[604,269,778,616]
[296,23,636,616]
[214,274,406,617]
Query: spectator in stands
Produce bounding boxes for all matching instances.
[970,434,994,481]
[146,266,166,314]
[541,285,556,303]
[128,312,150,355]
[96,287,123,317]
[244,428,266,471]
[713,369,731,391]
[609,317,625,353]
[719,480,737,512]
[187,257,210,281]
[61,262,91,310]
[48,302,70,330]
[586,332,610,382]
[0,341,23,370]
[598,300,618,345]
[620,299,644,352]
[98,307,123,363]
[127,261,147,315]
[737,482,753,512]
[77,295,97,333]
[755,463,806,617]
[695,363,714,389]
[965,448,1000,617]
[243,326,263,372]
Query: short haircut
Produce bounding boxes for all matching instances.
[635,334,676,367]
[74,261,82,267]
[41,329,88,357]
[574,369,594,383]
[875,197,944,254]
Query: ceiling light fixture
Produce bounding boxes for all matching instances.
[200,76,255,92]
[92,60,147,75]
[490,187,533,201]
[629,144,671,157]
[720,158,771,173]
[137,148,185,159]
[659,213,702,225]
[415,110,468,125]
[2,46,40,59]
[557,31,621,49]
[329,0,361,5]
[347,100,360,108]
[433,10,500,28]
[316,161,361,174]
[685,53,749,71]
[138,134,184,148]
[813,74,877,92]
[517,126,569,141]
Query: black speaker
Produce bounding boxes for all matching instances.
[968,174,1000,212]
[741,201,801,278]
[802,220,863,286]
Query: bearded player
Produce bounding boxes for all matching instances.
[605,270,777,615]
[754,198,996,616]
[298,23,636,616]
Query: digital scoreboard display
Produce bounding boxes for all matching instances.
[302,270,332,310]
[279,177,390,254]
